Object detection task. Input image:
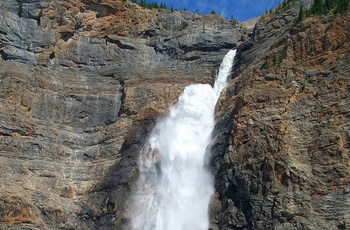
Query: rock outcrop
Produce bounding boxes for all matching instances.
[0,0,245,229]
[1,0,349,229]
[210,0,350,229]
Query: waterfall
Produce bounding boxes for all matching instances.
[130,50,236,230]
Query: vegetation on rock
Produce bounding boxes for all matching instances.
[293,0,349,27]
[17,0,23,17]
[276,0,296,12]
[310,0,350,14]
[130,0,167,9]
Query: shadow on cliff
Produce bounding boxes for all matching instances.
[77,118,157,229]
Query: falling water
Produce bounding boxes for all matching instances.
[130,50,236,230]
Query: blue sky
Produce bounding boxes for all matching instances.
[153,0,282,21]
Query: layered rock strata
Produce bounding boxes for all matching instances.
[0,0,245,229]
[210,1,350,229]
[2,0,349,229]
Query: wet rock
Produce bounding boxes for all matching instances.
[210,0,350,229]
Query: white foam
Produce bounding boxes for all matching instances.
[131,50,236,230]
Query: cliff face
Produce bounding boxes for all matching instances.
[0,0,245,229]
[210,0,350,229]
[1,0,349,229]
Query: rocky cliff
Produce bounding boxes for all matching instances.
[1,0,349,229]
[210,0,350,229]
[0,0,245,229]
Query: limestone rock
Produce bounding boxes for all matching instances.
[210,1,350,229]
[0,0,246,229]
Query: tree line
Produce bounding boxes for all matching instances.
[122,0,168,9]
[295,0,349,25]
[310,0,349,14]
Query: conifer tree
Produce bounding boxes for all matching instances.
[298,4,305,22]
[139,0,146,8]
[18,0,23,17]
[325,0,334,11]
[336,0,350,13]
[312,0,325,14]
[282,0,287,9]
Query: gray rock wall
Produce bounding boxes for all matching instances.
[209,0,350,229]
[0,1,246,229]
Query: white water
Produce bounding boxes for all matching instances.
[130,50,236,230]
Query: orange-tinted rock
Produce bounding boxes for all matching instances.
[0,0,245,229]
[210,3,350,229]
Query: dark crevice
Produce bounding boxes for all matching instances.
[117,79,126,118]
[154,46,177,56]
[242,199,254,230]
[0,50,7,60]
[106,37,136,50]
[141,29,158,38]
[224,175,253,229]
[60,32,74,42]
[49,52,55,59]
[183,55,201,61]
[181,43,237,53]
[115,40,136,50]
[0,132,11,137]
[1,128,29,137]
[181,46,222,53]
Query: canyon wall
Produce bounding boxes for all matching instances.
[1,0,349,229]
[0,0,244,229]
[210,0,350,229]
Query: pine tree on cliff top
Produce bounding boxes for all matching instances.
[298,4,306,22]
[336,0,350,13]
[312,0,325,14]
